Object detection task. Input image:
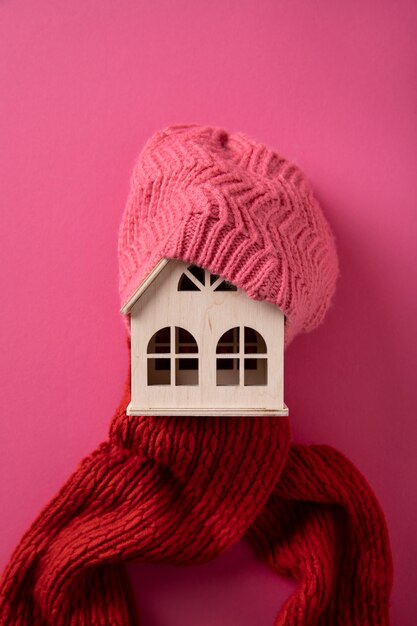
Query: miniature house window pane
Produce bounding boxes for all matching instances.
[148,358,171,385]
[216,358,239,385]
[147,326,170,353]
[176,327,198,353]
[244,327,267,354]
[178,265,237,292]
[177,274,200,291]
[216,327,239,353]
[213,280,237,292]
[216,326,267,386]
[147,326,199,386]
[243,327,267,385]
[209,270,238,291]
[244,358,267,386]
[176,358,198,385]
[178,265,205,291]
[188,265,205,285]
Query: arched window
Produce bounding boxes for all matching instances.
[216,326,267,386]
[178,264,237,292]
[147,327,199,386]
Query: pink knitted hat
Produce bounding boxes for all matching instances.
[118,124,339,346]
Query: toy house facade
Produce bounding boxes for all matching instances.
[121,258,288,416]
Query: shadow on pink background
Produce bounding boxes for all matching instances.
[0,2,416,624]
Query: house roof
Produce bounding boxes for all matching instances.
[120,258,169,314]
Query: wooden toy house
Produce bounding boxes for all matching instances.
[121,258,288,416]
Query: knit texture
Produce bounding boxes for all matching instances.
[0,127,393,624]
[0,349,393,625]
[118,125,339,346]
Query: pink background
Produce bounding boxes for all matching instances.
[1,1,416,624]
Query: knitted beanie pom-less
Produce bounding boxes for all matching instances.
[118,125,340,346]
[0,126,393,626]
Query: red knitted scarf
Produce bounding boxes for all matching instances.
[0,363,393,625]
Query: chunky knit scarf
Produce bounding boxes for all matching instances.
[0,346,393,625]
